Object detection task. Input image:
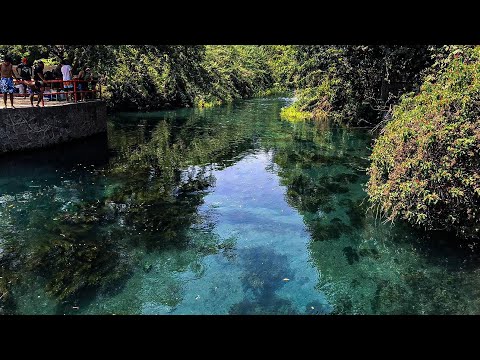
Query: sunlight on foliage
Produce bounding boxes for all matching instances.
[367,46,480,239]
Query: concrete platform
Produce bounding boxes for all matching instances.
[0,100,108,154]
[0,97,95,109]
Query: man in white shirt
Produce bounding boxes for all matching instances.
[61,60,73,90]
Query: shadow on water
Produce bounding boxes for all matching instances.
[0,133,110,173]
[228,242,330,315]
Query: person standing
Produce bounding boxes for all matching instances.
[53,61,63,79]
[30,60,46,107]
[16,57,32,97]
[86,67,99,99]
[1,56,18,109]
[82,67,92,100]
[61,60,73,90]
[75,65,87,101]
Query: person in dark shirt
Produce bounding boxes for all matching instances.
[54,62,63,79]
[52,61,63,90]
[17,57,32,81]
[29,60,46,107]
[16,57,32,97]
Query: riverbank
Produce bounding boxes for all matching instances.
[0,101,107,154]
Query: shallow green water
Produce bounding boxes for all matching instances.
[1,97,480,315]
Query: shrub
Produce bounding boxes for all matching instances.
[280,104,311,121]
[367,46,480,239]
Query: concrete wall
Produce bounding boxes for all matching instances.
[0,101,107,154]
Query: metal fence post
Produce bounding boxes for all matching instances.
[74,80,77,103]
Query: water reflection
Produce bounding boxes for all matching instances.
[265,119,480,314]
[1,98,480,314]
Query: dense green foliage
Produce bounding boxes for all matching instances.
[367,46,480,239]
[105,46,209,111]
[0,45,289,111]
[282,46,437,125]
[0,45,456,122]
[262,45,297,90]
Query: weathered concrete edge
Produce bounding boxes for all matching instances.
[0,101,107,154]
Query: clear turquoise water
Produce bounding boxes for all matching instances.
[1,97,480,315]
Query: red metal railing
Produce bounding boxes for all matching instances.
[13,79,102,106]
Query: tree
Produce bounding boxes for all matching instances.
[282,46,437,125]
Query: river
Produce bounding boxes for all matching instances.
[1,97,479,314]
